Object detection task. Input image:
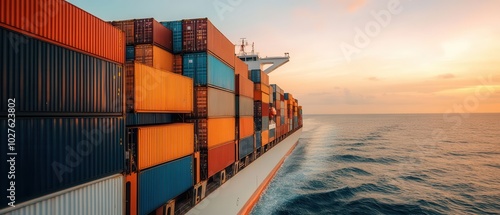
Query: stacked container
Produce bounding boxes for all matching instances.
[112,18,195,215]
[235,57,255,162]
[182,18,236,182]
[0,0,125,213]
[250,69,271,150]
[271,84,285,142]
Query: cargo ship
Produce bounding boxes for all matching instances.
[0,1,303,215]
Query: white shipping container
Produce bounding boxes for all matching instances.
[1,174,123,215]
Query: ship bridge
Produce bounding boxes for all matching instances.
[237,38,290,74]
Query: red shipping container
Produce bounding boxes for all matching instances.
[0,0,124,64]
[208,141,236,178]
[174,54,183,74]
[111,19,135,45]
[183,18,235,68]
[135,18,173,52]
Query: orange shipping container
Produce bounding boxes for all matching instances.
[126,62,193,113]
[254,83,270,94]
[234,56,249,77]
[262,130,269,146]
[182,18,235,68]
[239,116,254,139]
[254,90,270,102]
[126,173,138,215]
[208,118,236,148]
[236,74,254,98]
[129,123,194,170]
[174,54,183,74]
[135,44,174,72]
[0,0,124,64]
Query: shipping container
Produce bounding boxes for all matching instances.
[262,130,269,146]
[126,173,138,215]
[111,19,135,45]
[236,74,254,98]
[126,113,174,126]
[134,18,173,52]
[174,54,183,74]
[236,96,254,117]
[0,0,125,64]
[1,27,123,116]
[127,45,135,60]
[254,102,270,117]
[250,69,269,85]
[126,62,193,113]
[208,141,236,178]
[254,90,270,102]
[138,156,193,215]
[183,52,235,92]
[0,117,124,207]
[254,83,270,95]
[135,44,174,72]
[269,128,276,138]
[190,87,235,118]
[1,174,124,215]
[127,123,194,170]
[238,135,254,159]
[190,118,236,149]
[239,116,254,139]
[182,18,235,68]
[160,20,182,53]
[255,116,270,131]
[234,56,249,77]
[256,131,262,149]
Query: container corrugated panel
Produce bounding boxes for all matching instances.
[160,20,182,53]
[254,90,270,102]
[254,116,269,131]
[127,45,135,60]
[111,19,135,45]
[238,135,254,159]
[126,62,193,113]
[250,69,270,85]
[182,18,235,68]
[239,116,254,139]
[126,173,138,215]
[1,27,123,116]
[0,117,124,207]
[135,18,173,52]
[236,96,254,117]
[174,54,183,74]
[254,102,270,117]
[2,174,123,215]
[183,52,235,92]
[0,0,125,64]
[254,83,270,94]
[190,87,235,118]
[126,113,174,126]
[269,128,276,138]
[234,56,249,76]
[256,131,262,149]
[138,156,193,215]
[135,44,174,72]
[190,118,236,149]
[208,141,235,178]
[262,130,269,146]
[236,74,254,98]
[129,123,194,170]
[294,116,299,129]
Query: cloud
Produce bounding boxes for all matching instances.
[367,76,380,81]
[437,73,456,79]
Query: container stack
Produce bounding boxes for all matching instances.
[0,1,125,214]
[235,57,255,165]
[271,84,285,142]
[160,21,183,74]
[111,18,195,215]
[181,18,237,183]
[285,93,295,133]
[251,69,271,152]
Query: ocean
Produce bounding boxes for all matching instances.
[251,114,500,215]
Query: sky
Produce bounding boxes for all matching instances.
[68,0,500,114]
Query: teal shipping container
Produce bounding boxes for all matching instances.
[239,135,254,159]
[183,52,235,92]
[160,20,182,53]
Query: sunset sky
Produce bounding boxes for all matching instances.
[68,0,500,114]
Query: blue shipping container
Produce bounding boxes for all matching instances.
[250,69,263,83]
[126,45,135,60]
[0,27,124,116]
[255,116,269,131]
[285,93,290,100]
[269,128,276,138]
[256,131,262,149]
[160,21,182,54]
[183,52,235,92]
[138,156,193,215]
[126,113,174,126]
[0,117,125,208]
[239,135,254,159]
